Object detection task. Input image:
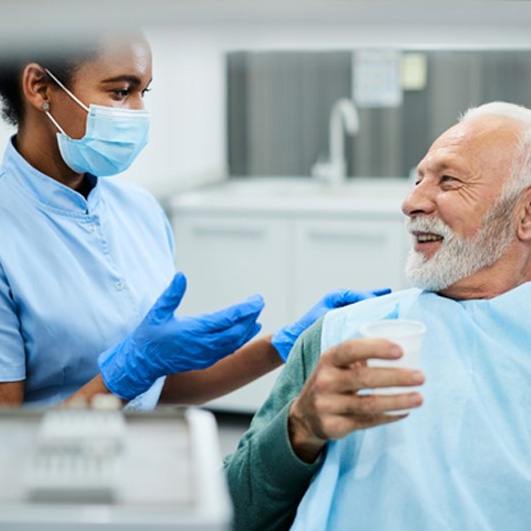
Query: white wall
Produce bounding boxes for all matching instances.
[120,28,227,198]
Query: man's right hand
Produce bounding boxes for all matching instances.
[288,338,425,463]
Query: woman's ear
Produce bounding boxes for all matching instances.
[20,63,53,114]
[517,187,531,241]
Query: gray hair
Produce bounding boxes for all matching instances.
[460,101,531,198]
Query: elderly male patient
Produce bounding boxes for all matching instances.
[224,101,531,531]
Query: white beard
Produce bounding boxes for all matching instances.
[405,194,517,292]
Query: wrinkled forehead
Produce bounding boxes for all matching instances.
[418,116,524,180]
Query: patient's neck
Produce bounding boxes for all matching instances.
[439,251,531,300]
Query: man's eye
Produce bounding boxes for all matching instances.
[440,175,459,185]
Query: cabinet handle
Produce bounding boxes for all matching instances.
[308,230,386,244]
[192,226,265,239]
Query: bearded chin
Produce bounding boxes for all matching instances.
[405,238,482,291]
[405,201,516,292]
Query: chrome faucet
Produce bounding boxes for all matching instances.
[311,98,360,184]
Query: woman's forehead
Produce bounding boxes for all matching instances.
[74,35,152,81]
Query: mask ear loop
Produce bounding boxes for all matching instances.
[43,68,90,113]
[41,101,66,134]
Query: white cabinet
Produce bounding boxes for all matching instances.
[292,218,408,316]
[170,181,410,413]
[172,214,291,333]
[172,213,289,413]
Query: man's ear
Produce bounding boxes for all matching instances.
[517,187,531,241]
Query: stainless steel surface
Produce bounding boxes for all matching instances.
[0,408,231,531]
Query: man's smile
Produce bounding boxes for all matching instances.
[412,231,444,257]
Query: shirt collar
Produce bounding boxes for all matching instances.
[2,136,101,216]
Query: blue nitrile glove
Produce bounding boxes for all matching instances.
[271,288,391,362]
[98,272,265,400]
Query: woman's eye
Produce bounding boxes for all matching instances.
[141,87,151,97]
[112,88,130,99]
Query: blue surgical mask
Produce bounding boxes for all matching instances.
[43,68,150,177]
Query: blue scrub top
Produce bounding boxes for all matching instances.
[0,138,176,408]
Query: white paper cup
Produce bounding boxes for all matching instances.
[359,319,426,414]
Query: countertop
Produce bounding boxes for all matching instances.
[169,176,412,218]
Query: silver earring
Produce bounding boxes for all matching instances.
[42,101,50,112]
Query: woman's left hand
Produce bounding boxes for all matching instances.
[271,288,391,362]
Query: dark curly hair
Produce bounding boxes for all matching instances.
[0,45,101,127]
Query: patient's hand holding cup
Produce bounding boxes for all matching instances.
[359,319,426,414]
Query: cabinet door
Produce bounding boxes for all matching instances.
[292,218,409,317]
[172,213,291,333]
[171,213,290,413]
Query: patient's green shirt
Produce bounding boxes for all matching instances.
[223,319,323,531]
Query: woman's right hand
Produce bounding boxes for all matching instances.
[98,272,264,400]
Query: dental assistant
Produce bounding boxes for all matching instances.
[0,33,387,408]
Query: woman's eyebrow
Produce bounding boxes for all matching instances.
[100,75,142,85]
